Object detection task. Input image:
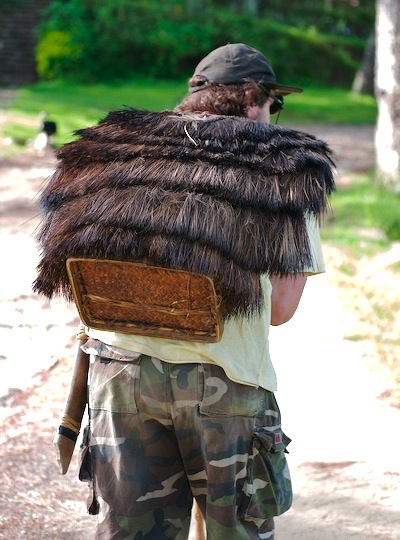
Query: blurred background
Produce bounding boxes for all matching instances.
[0,1,399,539]
[0,0,381,146]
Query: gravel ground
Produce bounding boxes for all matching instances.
[0,125,399,539]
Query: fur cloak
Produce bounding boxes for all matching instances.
[33,108,335,317]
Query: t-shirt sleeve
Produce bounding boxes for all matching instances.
[303,214,326,275]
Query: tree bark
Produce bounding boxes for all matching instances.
[375,0,400,190]
[352,32,375,95]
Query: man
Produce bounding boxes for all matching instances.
[34,43,334,539]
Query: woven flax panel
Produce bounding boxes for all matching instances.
[67,258,223,342]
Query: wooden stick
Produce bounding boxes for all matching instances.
[189,500,206,540]
[53,339,89,474]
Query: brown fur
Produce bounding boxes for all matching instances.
[33,108,335,317]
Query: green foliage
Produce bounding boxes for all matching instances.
[36,30,82,79]
[237,18,366,87]
[4,80,376,148]
[322,174,400,255]
[280,87,377,125]
[35,0,373,86]
[4,78,188,147]
[382,214,400,241]
[254,0,375,39]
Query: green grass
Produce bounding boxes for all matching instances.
[321,173,400,254]
[322,173,400,402]
[283,87,377,125]
[2,78,377,147]
[2,78,188,147]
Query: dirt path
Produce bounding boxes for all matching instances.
[271,257,400,539]
[0,150,93,539]
[0,126,399,539]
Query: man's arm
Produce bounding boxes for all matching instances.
[269,274,307,326]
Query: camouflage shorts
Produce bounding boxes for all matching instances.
[80,351,292,539]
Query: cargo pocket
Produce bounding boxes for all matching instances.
[90,356,140,413]
[78,424,100,515]
[238,426,292,519]
[199,364,267,417]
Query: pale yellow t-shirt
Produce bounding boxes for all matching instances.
[81,216,325,391]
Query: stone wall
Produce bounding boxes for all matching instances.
[0,0,50,87]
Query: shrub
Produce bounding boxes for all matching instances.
[36,30,82,79]
[382,214,400,241]
[34,0,370,86]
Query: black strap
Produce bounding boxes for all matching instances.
[58,425,78,442]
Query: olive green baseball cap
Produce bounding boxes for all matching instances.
[189,43,303,95]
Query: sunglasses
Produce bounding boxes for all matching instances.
[260,86,284,115]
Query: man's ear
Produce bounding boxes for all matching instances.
[242,88,260,119]
[243,87,258,108]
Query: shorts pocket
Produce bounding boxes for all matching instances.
[78,424,93,482]
[78,424,100,515]
[90,356,140,413]
[238,426,292,519]
[199,364,268,417]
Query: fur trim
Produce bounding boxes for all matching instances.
[33,108,335,317]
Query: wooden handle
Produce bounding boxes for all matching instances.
[189,500,206,539]
[54,340,89,474]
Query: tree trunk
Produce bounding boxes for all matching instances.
[352,32,375,95]
[375,0,400,190]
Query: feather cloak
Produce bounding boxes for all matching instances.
[33,108,335,318]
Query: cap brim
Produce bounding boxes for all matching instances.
[265,83,303,96]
